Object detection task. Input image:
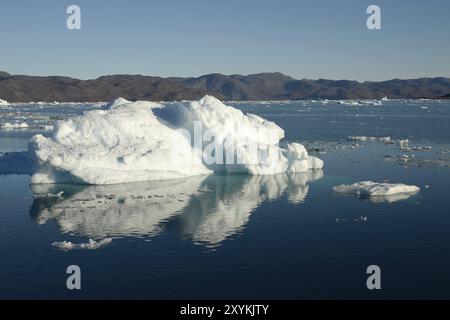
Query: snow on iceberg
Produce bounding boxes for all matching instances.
[30,96,323,184]
[333,181,420,201]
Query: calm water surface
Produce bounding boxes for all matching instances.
[0,100,449,299]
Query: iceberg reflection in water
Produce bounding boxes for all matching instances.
[29,170,323,248]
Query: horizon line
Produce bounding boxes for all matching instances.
[1,70,449,84]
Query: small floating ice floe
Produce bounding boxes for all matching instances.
[39,124,54,131]
[397,140,431,151]
[0,122,29,129]
[358,100,383,106]
[348,136,391,143]
[398,139,410,150]
[412,146,432,151]
[33,191,64,199]
[52,238,112,250]
[337,100,382,106]
[333,181,420,202]
[337,100,362,106]
[399,154,414,162]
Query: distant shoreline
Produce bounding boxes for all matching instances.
[1,71,449,102]
[1,98,448,106]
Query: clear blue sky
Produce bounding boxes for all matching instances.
[0,0,449,81]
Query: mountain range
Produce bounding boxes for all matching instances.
[0,71,449,102]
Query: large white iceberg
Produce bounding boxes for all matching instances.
[30,96,323,184]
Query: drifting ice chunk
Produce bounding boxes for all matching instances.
[333,181,420,197]
[398,139,410,150]
[348,136,391,142]
[0,122,29,129]
[366,193,418,203]
[52,238,112,250]
[397,139,432,151]
[337,100,382,106]
[33,191,64,198]
[30,96,323,184]
[40,125,54,131]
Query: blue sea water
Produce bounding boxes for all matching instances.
[0,100,449,299]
